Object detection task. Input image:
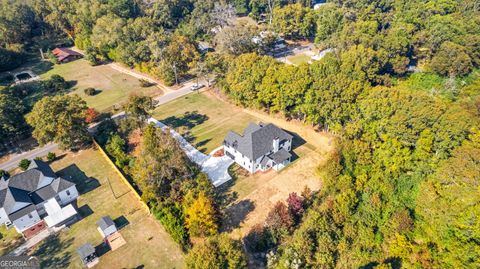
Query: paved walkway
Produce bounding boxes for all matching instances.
[148,118,233,187]
[8,228,52,256]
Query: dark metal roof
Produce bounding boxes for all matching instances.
[224,123,293,160]
[268,148,292,164]
[8,204,36,222]
[96,216,115,231]
[77,243,96,260]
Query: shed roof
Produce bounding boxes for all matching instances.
[77,243,96,260]
[96,216,115,232]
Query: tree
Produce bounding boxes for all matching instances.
[265,201,294,242]
[286,192,304,222]
[272,4,316,39]
[185,234,247,269]
[184,191,218,237]
[0,92,27,144]
[26,95,90,150]
[105,134,130,168]
[214,21,259,55]
[46,152,56,162]
[431,41,473,77]
[123,94,154,123]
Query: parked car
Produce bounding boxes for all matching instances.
[190,83,204,91]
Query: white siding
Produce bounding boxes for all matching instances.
[0,208,8,225]
[57,186,79,206]
[12,211,41,232]
[224,145,256,173]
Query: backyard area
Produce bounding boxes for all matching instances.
[153,91,335,238]
[27,147,184,269]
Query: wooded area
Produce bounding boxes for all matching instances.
[1,0,479,268]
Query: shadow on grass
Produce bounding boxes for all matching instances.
[31,234,73,269]
[95,242,111,257]
[220,199,255,233]
[77,204,94,219]
[55,164,101,195]
[113,216,130,230]
[162,111,209,130]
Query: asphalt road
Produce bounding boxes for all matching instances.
[0,81,201,172]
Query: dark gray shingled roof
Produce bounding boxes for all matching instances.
[8,204,36,222]
[224,123,293,160]
[269,148,292,164]
[0,160,77,220]
[8,160,56,192]
[96,216,115,231]
[77,243,96,260]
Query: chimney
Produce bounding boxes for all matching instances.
[273,137,279,152]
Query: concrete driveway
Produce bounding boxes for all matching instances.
[148,118,233,187]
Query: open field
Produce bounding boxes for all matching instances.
[1,57,163,112]
[153,91,335,238]
[152,92,259,154]
[287,53,311,65]
[40,60,163,112]
[28,147,184,269]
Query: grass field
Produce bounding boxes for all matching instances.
[39,60,162,112]
[152,92,259,154]
[287,53,311,65]
[28,147,184,269]
[0,225,24,256]
[152,91,335,245]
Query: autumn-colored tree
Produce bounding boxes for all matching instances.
[265,201,294,243]
[184,191,218,238]
[123,94,154,124]
[84,108,99,124]
[286,192,304,222]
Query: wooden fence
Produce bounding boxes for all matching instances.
[93,139,150,213]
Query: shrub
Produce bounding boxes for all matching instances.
[84,87,97,96]
[244,223,275,253]
[139,79,153,87]
[47,50,59,64]
[34,156,43,161]
[19,159,31,171]
[152,204,190,249]
[47,152,56,162]
[0,170,9,178]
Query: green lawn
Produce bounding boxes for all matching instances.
[29,148,184,269]
[152,92,260,154]
[0,225,24,256]
[39,60,162,112]
[287,53,311,65]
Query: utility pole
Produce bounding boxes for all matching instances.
[172,62,178,85]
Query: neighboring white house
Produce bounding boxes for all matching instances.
[223,122,293,173]
[0,160,79,237]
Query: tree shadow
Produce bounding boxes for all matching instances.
[220,199,255,233]
[31,234,73,269]
[195,138,212,153]
[162,111,209,130]
[55,164,101,195]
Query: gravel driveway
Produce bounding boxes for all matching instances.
[148,118,233,187]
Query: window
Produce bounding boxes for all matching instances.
[28,213,33,218]
[66,190,71,196]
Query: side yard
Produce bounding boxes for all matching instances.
[152,91,335,238]
[28,147,184,269]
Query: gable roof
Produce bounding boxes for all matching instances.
[52,48,82,61]
[0,161,76,218]
[96,216,115,232]
[269,148,292,164]
[224,123,293,160]
[77,243,96,260]
[8,204,36,222]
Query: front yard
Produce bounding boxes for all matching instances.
[28,147,184,269]
[153,91,335,238]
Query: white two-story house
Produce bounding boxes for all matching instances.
[223,122,293,173]
[0,160,79,238]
